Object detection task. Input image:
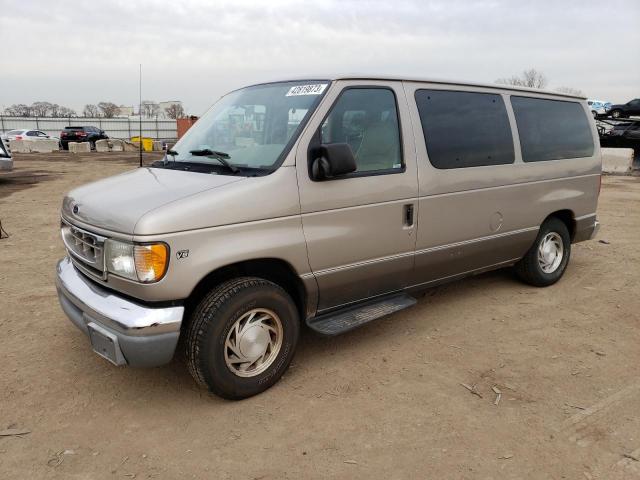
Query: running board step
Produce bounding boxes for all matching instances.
[306,293,417,336]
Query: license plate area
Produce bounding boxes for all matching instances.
[87,321,126,366]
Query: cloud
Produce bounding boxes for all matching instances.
[0,0,638,114]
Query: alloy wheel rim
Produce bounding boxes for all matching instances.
[537,232,564,273]
[224,308,283,377]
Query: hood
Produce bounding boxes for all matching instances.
[62,167,244,234]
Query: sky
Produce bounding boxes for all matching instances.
[0,0,638,116]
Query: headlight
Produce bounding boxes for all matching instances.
[105,239,168,283]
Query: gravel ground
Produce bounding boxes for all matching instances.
[1,152,639,479]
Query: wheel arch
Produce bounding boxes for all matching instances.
[184,258,311,329]
[544,209,576,241]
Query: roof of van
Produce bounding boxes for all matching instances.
[251,74,587,100]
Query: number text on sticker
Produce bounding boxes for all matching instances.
[286,84,327,96]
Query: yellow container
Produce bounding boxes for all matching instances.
[131,136,154,152]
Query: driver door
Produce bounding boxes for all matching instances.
[296,80,418,312]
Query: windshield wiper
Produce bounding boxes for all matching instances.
[189,148,239,174]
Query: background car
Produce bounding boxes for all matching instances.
[1,129,60,143]
[608,98,640,119]
[60,126,108,150]
[608,121,640,140]
[587,99,611,118]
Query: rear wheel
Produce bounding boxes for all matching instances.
[186,277,300,400]
[515,217,571,287]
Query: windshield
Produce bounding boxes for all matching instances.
[169,81,329,172]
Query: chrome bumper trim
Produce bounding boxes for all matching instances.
[56,257,183,336]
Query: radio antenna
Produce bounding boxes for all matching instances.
[139,63,143,167]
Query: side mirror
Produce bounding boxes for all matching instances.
[311,143,357,180]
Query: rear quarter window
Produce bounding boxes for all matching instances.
[415,89,514,169]
[511,96,594,162]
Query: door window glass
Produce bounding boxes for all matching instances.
[415,89,515,169]
[320,88,402,173]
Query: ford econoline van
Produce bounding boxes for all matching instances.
[56,76,601,399]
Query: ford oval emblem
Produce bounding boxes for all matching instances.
[72,204,79,214]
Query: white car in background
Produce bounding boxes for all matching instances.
[587,100,611,118]
[1,129,60,144]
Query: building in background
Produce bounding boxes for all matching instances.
[159,101,185,119]
[117,105,134,117]
[177,116,198,138]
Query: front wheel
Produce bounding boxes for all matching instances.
[611,109,623,119]
[515,218,571,287]
[186,277,300,400]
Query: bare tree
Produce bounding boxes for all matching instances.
[141,100,160,118]
[555,86,585,97]
[496,68,548,89]
[97,102,119,118]
[31,101,54,117]
[164,103,185,119]
[57,106,77,118]
[3,105,18,116]
[5,104,33,116]
[83,104,100,117]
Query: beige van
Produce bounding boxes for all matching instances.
[56,76,601,399]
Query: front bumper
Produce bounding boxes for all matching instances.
[55,257,183,367]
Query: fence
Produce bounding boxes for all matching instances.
[0,116,177,141]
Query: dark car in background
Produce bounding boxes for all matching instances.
[60,126,108,150]
[608,99,640,119]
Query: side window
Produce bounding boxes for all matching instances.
[511,96,594,162]
[415,89,514,169]
[320,88,402,173]
[26,130,38,136]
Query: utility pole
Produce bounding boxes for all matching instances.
[139,64,143,168]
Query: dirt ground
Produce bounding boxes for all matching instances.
[1,152,639,479]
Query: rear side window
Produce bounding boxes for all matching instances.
[511,97,594,162]
[415,89,514,169]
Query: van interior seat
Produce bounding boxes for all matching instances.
[355,114,400,171]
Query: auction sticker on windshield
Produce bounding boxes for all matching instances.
[286,84,327,96]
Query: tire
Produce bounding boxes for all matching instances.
[515,217,571,287]
[186,277,300,400]
[611,109,623,119]
[591,110,598,119]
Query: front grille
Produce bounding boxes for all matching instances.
[61,219,106,279]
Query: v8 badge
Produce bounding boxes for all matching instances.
[176,250,189,260]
